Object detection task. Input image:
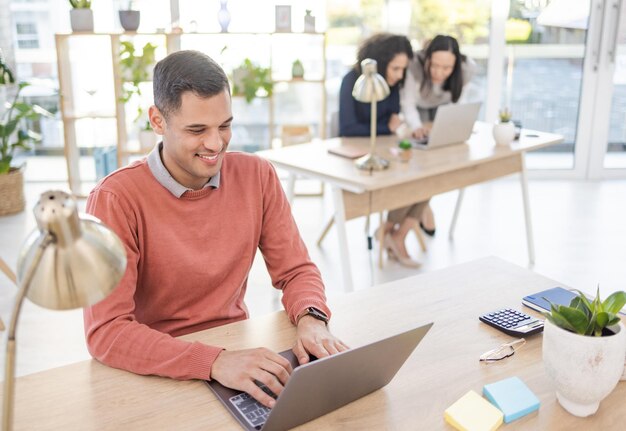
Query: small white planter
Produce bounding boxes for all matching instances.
[70,9,94,32]
[492,121,515,146]
[138,130,157,152]
[543,319,626,417]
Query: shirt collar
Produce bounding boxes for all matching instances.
[147,142,221,198]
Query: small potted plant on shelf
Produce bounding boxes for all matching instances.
[138,119,157,151]
[304,9,315,33]
[231,58,273,104]
[542,287,626,417]
[291,59,304,79]
[68,0,94,33]
[119,1,141,32]
[119,41,157,151]
[398,139,412,162]
[492,107,515,146]
[0,56,52,215]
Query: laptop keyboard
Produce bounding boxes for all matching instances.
[229,383,276,429]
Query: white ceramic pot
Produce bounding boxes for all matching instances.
[138,130,157,152]
[70,9,94,32]
[492,121,515,146]
[543,319,626,417]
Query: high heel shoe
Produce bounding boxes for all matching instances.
[419,221,436,237]
[383,234,421,269]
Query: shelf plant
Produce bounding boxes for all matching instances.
[542,287,626,417]
[69,0,92,7]
[231,58,273,103]
[119,40,157,123]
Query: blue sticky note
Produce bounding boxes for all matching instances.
[483,376,540,423]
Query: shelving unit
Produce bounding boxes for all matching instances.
[55,31,327,195]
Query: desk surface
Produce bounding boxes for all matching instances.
[5,257,624,430]
[257,122,563,193]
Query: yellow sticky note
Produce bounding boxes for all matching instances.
[444,390,503,431]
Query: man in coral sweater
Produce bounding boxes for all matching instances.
[84,50,347,409]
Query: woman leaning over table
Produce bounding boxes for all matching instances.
[397,34,476,239]
[338,33,425,268]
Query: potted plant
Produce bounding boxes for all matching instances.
[231,58,273,104]
[119,41,157,148]
[291,59,304,79]
[138,119,157,151]
[542,287,626,417]
[0,58,52,215]
[492,107,515,146]
[68,0,94,32]
[398,139,412,162]
[119,1,140,32]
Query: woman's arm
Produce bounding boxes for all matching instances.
[400,69,423,131]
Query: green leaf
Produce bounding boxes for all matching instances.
[571,289,593,310]
[556,305,590,335]
[547,310,577,333]
[570,296,591,319]
[602,291,626,314]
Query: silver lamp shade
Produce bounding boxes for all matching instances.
[351,59,391,171]
[16,191,126,309]
[352,59,390,103]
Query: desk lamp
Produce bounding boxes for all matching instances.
[2,191,127,431]
[352,58,391,171]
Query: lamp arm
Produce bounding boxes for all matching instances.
[2,233,53,431]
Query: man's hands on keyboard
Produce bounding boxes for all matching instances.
[211,348,293,408]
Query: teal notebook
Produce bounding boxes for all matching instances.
[483,376,540,423]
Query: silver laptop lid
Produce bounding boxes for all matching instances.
[414,102,481,149]
[264,322,433,430]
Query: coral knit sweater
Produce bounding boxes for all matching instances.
[83,149,330,381]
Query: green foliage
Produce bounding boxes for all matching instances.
[409,0,490,44]
[1,82,53,175]
[231,59,273,104]
[119,41,157,123]
[498,108,512,122]
[69,0,92,8]
[398,140,412,150]
[544,287,626,337]
[0,55,14,85]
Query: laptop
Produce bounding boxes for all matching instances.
[410,102,481,150]
[205,322,433,430]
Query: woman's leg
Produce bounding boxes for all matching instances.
[420,202,436,236]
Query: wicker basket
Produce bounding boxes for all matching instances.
[0,167,26,215]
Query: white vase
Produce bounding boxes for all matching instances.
[543,319,626,417]
[70,9,94,32]
[492,121,515,146]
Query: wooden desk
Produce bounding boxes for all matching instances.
[4,257,624,430]
[257,122,563,291]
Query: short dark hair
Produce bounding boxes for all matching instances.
[420,35,466,102]
[153,50,230,119]
[355,33,413,87]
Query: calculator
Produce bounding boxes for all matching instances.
[479,308,544,337]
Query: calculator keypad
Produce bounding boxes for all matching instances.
[479,308,544,336]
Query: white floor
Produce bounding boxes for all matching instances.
[1,166,625,378]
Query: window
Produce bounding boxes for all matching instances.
[15,21,39,49]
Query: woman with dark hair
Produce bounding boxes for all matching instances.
[399,34,476,238]
[339,33,413,137]
[339,33,426,268]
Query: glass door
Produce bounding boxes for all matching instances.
[586,0,626,177]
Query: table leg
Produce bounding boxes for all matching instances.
[286,172,296,204]
[519,156,535,264]
[449,188,465,240]
[331,186,354,292]
[316,217,335,246]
